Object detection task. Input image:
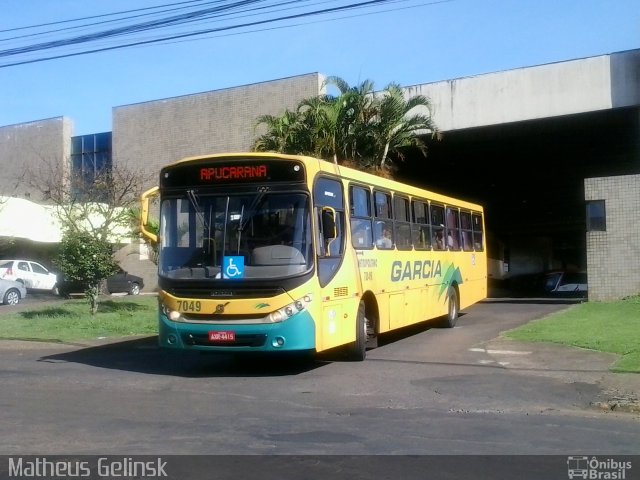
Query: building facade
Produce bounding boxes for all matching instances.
[0,117,73,201]
[0,55,638,300]
[585,174,640,300]
[112,73,324,180]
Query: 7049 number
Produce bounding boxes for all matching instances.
[176,300,202,312]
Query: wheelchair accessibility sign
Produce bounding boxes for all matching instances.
[223,256,245,279]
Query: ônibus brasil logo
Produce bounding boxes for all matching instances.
[567,456,632,479]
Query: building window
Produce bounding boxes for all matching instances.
[70,132,112,202]
[586,200,606,231]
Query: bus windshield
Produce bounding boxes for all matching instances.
[159,191,313,280]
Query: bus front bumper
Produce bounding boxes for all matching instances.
[158,311,316,353]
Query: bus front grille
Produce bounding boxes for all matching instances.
[168,287,285,299]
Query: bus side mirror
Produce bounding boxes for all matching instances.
[140,186,160,244]
[321,207,337,240]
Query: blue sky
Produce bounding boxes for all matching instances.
[0,0,638,135]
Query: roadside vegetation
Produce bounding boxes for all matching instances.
[253,76,440,177]
[21,157,153,315]
[1,294,638,374]
[0,295,157,344]
[504,295,640,373]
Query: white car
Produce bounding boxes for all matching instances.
[0,278,27,305]
[0,259,58,292]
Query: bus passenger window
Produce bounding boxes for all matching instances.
[349,185,373,249]
[374,221,394,249]
[460,210,474,251]
[472,212,484,251]
[446,207,461,250]
[411,200,431,250]
[430,204,445,251]
[374,191,392,219]
[393,195,411,250]
[350,185,371,217]
[351,218,373,249]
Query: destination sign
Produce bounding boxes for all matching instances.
[161,158,306,188]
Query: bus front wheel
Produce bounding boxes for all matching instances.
[345,301,367,361]
[440,286,459,328]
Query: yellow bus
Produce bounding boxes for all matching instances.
[140,152,487,360]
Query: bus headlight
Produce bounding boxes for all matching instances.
[161,303,183,322]
[266,294,312,323]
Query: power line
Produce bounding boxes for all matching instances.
[0,0,453,68]
[0,0,212,34]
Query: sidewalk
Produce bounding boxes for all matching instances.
[484,336,640,415]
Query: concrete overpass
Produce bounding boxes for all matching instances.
[397,49,640,299]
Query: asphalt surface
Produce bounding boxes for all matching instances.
[2,295,640,479]
[2,292,639,415]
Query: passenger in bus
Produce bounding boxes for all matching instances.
[447,232,455,249]
[433,230,444,250]
[376,227,393,249]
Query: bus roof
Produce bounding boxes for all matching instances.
[169,152,484,212]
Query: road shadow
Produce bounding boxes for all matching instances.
[482,298,584,305]
[374,313,466,347]
[38,336,328,378]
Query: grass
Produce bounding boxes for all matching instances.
[504,295,640,373]
[1,294,638,374]
[0,295,158,344]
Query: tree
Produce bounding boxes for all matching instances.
[372,83,439,170]
[252,110,307,155]
[56,231,118,315]
[323,76,378,163]
[252,76,439,175]
[0,197,15,256]
[22,156,153,314]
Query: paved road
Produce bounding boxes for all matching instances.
[0,298,638,461]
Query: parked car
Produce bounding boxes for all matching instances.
[543,271,588,297]
[57,268,144,297]
[0,259,58,292]
[0,278,27,305]
[106,269,144,295]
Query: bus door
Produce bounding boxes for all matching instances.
[314,177,361,351]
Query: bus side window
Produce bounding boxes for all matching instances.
[472,212,484,251]
[313,176,345,287]
[446,207,461,250]
[411,200,431,250]
[393,195,411,250]
[460,210,474,252]
[431,203,445,250]
[374,190,394,249]
[349,185,373,249]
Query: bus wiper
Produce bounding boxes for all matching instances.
[237,192,265,234]
[236,204,244,254]
[187,189,207,228]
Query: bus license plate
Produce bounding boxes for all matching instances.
[209,331,235,342]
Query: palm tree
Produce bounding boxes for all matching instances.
[253,110,306,154]
[252,76,439,176]
[323,76,378,163]
[297,94,342,163]
[372,83,439,170]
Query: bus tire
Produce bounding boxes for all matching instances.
[346,301,367,361]
[441,286,458,328]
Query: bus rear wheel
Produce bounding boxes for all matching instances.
[345,301,367,361]
[440,286,459,328]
